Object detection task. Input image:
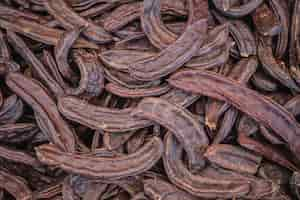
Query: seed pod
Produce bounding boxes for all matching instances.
[213,0,263,17]
[0,17,98,49]
[169,70,300,160]
[129,19,207,81]
[204,144,262,174]
[163,133,250,198]
[6,73,76,152]
[44,0,113,44]
[36,137,163,179]
[0,170,32,200]
[132,97,209,171]
[58,96,153,132]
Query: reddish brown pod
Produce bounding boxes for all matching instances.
[169,70,300,160]
[0,0,299,199]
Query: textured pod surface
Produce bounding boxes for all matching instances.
[130,19,207,81]
[204,144,262,174]
[106,83,170,98]
[36,137,163,179]
[132,97,209,170]
[0,170,32,200]
[44,0,112,43]
[6,73,76,152]
[163,133,250,198]
[169,70,300,160]
[0,17,98,49]
[0,1,299,199]
[213,0,264,17]
[143,178,198,200]
[58,96,152,132]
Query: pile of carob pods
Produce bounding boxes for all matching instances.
[1,0,300,199]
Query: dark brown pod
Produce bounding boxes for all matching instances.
[169,70,300,160]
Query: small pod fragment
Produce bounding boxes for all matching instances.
[238,115,259,136]
[103,131,135,150]
[258,162,291,186]
[0,90,2,110]
[126,129,148,154]
[290,172,300,199]
[284,95,300,116]
[212,107,239,144]
[143,178,198,200]
[62,176,80,200]
[160,88,199,108]
[82,182,108,200]
[204,144,262,174]
[251,71,278,92]
[212,0,263,17]
[54,26,85,81]
[0,58,20,75]
[213,12,256,57]
[102,176,144,197]
[33,182,62,200]
[0,30,10,59]
[0,95,23,125]
[252,3,282,36]
[258,36,300,92]
[66,50,105,97]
